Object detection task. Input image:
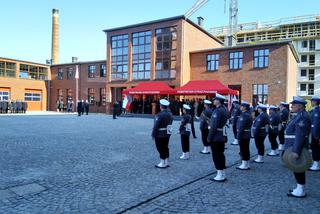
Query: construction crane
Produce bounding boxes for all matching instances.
[185,0,239,46]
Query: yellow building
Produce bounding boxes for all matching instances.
[0,57,50,111]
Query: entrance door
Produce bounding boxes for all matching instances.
[111,87,126,102]
[228,85,241,101]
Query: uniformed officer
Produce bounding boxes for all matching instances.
[179,104,192,160]
[236,101,253,170]
[278,102,290,151]
[208,94,228,182]
[0,100,3,114]
[267,105,281,156]
[285,96,311,198]
[252,104,270,163]
[84,100,90,115]
[231,99,241,145]
[152,99,173,168]
[309,96,320,171]
[199,100,213,154]
[77,100,82,117]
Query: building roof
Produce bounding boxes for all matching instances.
[0,57,49,67]
[103,15,223,45]
[50,60,106,67]
[190,40,300,62]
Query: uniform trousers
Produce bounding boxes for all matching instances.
[311,137,320,161]
[294,172,306,185]
[201,129,210,146]
[191,117,196,138]
[268,132,278,150]
[155,137,170,160]
[279,126,285,145]
[254,136,266,156]
[181,135,190,152]
[232,124,237,139]
[210,141,226,170]
[239,138,250,161]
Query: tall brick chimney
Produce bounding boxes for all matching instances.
[51,9,59,64]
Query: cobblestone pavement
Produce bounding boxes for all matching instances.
[0,115,319,213]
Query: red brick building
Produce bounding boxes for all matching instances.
[190,41,299,105]
[49,60,107,113]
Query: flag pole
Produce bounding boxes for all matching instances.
[75,65,79,111]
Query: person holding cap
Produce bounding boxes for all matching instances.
[278,102,290,151]
[285,96,311,198]
[199,100,213,154]
[152,99,173,168]
[231,99,241,145]
[179,104,192,160]
[208,94,228,182]
[267,105,281,156]
[309,96,320,171]
[252,104,270,163]
[236,101,253,170]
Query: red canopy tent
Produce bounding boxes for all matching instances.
[171,80,238,96]
[122,81,174,95]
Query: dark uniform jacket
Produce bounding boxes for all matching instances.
[200,108,212,131]
[252,112,270,138]
[77,102,83,113]
[231,105,241,126]
[280,108,289,130]
[179,114,192,136]
[310,106,320,139]
[208,105,228,142]
[284,110,311,155]
[236,110,253,140]
[152,109,173,138]
[269,112,281,135]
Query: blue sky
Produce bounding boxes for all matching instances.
[1,0,319,64]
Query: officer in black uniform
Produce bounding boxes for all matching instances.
[199,100,213,154]
[309,96,320,171]
[77,100,82,117]
[231,99,241,145]
[152,99,173,168]
[267,105,281,156]
[84,100,90,115]
[236,101,253,170]
[278,102,290,151]
[252,104,270,163]
[285,96,311,198]
[208,94,228,182]
[179,104,192,160]
[0,100,3,114]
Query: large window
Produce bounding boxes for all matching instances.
[29,66,38,79]
[100,88,106,106]
[57,69,63,80]
[111,34,128,80]
[309,55,315,66]
[38,67,47,80]
[132,31,151,80]
[0,91,10,101]
[206,54,219,71]
[300,69,307,77]
[67,67,73,79]
[88,88,95,104]
[309,84,314,95]
[25,93,41,101]
[66,89,73,102]
[300,83,307,91]
[100,64,106,77]
[229,51,243,70]
[252,84,268,106]
[88,65,96,78]
[155,27,177,79]
[301,55,307,62]
[5,62,16,77]
[20,64,29,79]
[309,69,315,80]
[309,40,315,50]
[253,49,269,68]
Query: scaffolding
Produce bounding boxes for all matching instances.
[211,14,320,43]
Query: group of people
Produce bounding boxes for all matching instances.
[151,95,320,198]
[56,100,75,113]
[76,100,90,116]
[0,100,28,114]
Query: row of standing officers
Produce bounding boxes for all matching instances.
[0,100,28,113]
[151,95,320,198]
